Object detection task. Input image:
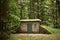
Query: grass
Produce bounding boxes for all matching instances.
[41,25,60,34]
[9,25,60,40]
[9,34,60,40]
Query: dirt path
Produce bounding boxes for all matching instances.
[51,35,60,40]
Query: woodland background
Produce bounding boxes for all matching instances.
[0,0,60,40]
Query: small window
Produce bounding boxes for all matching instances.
[34,24,37,28]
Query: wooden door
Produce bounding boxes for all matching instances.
[27,23,32,33]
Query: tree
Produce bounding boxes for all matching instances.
[0,0,20,40]
[0,0,9,40]
[53,0,60,28]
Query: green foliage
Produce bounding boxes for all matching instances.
[0,0,20,34]
[0,0,20,39]
[18,0,60,28]
[0,0,60,38]
[8,0,20,32]
[41,25,60,34]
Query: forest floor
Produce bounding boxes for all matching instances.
[9,25,60,40]
[9,34,60,40]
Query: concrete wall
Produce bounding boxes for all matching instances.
[32,22,40,32]
[20,23,27,32]
[20,22,40,33]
